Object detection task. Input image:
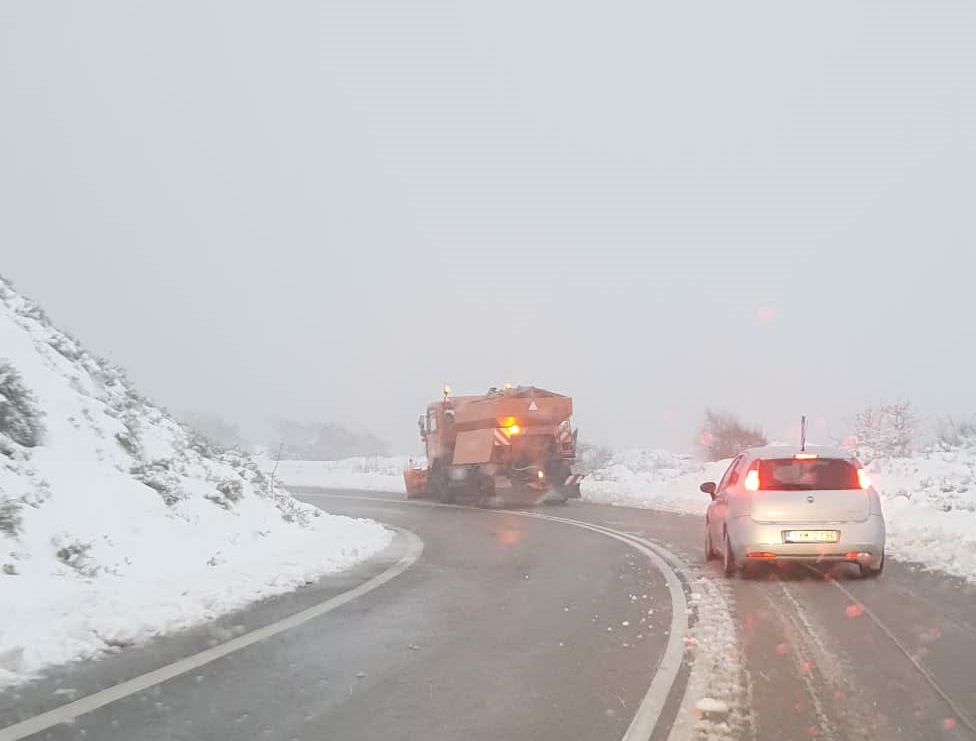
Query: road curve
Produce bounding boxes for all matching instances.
[0,490,688,741]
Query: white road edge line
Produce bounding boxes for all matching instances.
[303,492,691,741]
[826,578,976,735]
[515,513,690,741]
[0,529,424,741]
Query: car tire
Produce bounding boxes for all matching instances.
[722,530,737,578]
[705,527,715,562]
[860,553,884,579]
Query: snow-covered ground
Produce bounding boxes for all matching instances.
[0,276,392,688]
[270,445,976,583]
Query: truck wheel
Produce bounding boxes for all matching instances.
[542,491,569,505]
[429,463,452,503]
[474,475,496,508]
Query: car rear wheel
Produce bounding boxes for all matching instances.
[860,553,884,579]
[722,530,737,577]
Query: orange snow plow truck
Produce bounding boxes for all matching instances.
[403,385,583,507]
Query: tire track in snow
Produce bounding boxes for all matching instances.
[755,580,881,741]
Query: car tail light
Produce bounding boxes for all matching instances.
[794,453,819,460]
[857,468,871,489]
[744,469,760,491]
[747,552,777,559]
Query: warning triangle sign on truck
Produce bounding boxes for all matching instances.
[528,400,538,411]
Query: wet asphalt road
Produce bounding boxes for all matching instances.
[2,489,975,741]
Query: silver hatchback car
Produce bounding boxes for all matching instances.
[702,445,886,578]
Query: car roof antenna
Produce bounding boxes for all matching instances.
[800,415,807,451]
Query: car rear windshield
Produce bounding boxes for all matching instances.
[756,458,860,491]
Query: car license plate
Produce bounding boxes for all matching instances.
[784,530,838,543]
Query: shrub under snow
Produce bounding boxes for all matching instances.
[0,360,44,449]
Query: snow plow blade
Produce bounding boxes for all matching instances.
[403,468,428,498]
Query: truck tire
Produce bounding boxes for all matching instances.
[429,462,452,503]
[474,474,496,508]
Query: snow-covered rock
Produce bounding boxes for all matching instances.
[0,275,392,687]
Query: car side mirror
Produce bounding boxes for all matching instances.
[700,481,717,499]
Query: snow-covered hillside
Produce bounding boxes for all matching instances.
[270,445,976,583]
[0,276,392,687]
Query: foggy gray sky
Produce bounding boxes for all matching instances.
[2,2,974,453]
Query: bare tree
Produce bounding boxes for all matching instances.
[933,416,976,450]
[853,400,917,459]
[698,409,767,461]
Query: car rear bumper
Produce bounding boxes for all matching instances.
[728,514,886,568]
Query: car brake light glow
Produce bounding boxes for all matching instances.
[747,552,777,559]
[857,468,871,489]
[744,469,760,491]
[794,453,819,460]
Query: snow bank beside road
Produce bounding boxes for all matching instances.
[0,276,392,688]
[579,449,728,515]
[868,451,976,581]
[262,456,412,493]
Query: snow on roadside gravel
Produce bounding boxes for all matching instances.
[0,276,392,688]
[677,576,753,741]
